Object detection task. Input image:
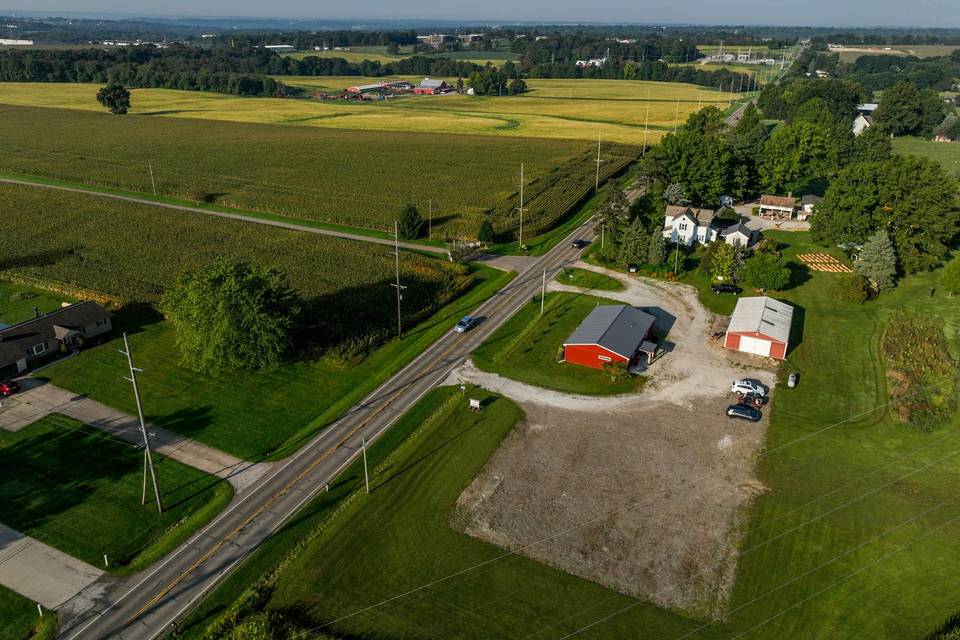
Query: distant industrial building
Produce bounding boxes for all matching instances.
[264,44,296,53]
[417,34,453,48]
[0,38,33,46]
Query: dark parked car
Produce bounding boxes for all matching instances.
[0,380,21,397]
[726,404,762,422]
[711,284,741,295]
[571,239,586,249]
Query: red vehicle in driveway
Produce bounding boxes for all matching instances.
[0,380,20,397]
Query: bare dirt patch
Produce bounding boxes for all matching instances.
[451,269,774,619]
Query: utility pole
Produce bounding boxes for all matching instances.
[642,92,650,155]
[673,97,680,133]
[540,269,546,315]
[601,223,605,249]
[361,436,370,494]
[391,222,407,337]
[716,83,722,108]
[148,162,157,196]
[595,131,601,192]
[121,333,162,514]
[674,244,679,274]
[428,199,432,240]
[517,163,526,251]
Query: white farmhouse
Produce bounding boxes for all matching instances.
[662,205,758,248]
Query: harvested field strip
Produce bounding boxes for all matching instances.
[797,253,853,273]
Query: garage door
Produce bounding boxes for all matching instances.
[739,336,772,357]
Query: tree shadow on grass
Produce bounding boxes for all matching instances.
[784,260,812,291]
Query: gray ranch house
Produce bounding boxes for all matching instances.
[0,301,112,376]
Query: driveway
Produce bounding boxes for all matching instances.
[0,380,270,492]
[0,524,102,609]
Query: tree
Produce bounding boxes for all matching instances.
[509,77,527,94]
[811,156,959,274]
[663,183,687,205]
[874,81,921,136]
[709,242,737,282]
[941,255,960,296]
[852,125,892,162]
[742,252,791,291]
[855,229,898,292]
[96,83,131,115]
[602,360,629,383]
[616,219,648,267]
[595,188,631,241]
[646,230,666,266]
[759,122,836,194]
[161,259,302,374]
[397,203,424,240]
[725,103,768,199]
[830,273,869,303]
[476,220,495,244]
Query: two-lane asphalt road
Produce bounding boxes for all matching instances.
[59,215,598,640]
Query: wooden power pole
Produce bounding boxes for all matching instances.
[120,333,162,514]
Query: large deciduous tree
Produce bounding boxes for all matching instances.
[96,83,131,115]
[161,259,302,374]
[873,81,946,137]
[759,122,836,194]
[742,252,791,291]
[811,156,959,274]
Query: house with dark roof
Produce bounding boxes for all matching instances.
[798,194,823,221]
[0,301,112,376]
[662,205,759,248]
[563,305,657,370]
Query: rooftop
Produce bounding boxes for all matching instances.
[0,301,112,367]
[727,296,793,344]
[759,194,797,209]
[564,304,656,359]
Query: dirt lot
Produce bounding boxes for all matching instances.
[450,266,776,619]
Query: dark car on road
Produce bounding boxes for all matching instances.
[0,380,20,397]
[454,316,479,333]
[727,404,762,422]
[571,239,587,249]
[711,284,741,295]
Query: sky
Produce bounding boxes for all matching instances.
[5,0,960,28]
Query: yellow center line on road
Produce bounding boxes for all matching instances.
[125,235,582,625]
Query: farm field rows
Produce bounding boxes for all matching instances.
[1,182,519,459]
[183,231,960,639]
[0,79,730,144]
[0,413,232,573]
[0,101,587,235]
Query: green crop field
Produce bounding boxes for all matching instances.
[472,291,645,395]
[0,585,56,640]
[0,101,587,236]
[0,79,727,145]
[831,44,959,62]
[893,136,960,178]
[184,231,960,639]
[0,414,232,573]
[2,183,515,458]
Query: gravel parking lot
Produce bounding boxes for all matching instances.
[451,267,776,618]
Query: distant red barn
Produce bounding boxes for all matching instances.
[724,296,794,360]
[563,305,656,370]
[414,78,447,95]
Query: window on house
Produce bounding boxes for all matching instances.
[598,355,612,362]
[27,342,46,356]
[95,319,106,327]
[679,223,687,231]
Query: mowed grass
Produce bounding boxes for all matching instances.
[0,79,730,145]
[0,281,75,326]
[0,585,56,640]
[189,232,960,639]
[0,101,584,235]
[555,266,624,290]
[0,414,232,574]
[472,291,645,395]
[893,136,960,178]
[260,386,700,639]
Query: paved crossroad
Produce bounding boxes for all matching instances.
[59,214,597,640]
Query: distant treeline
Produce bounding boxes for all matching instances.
[0,45,749,95]
[790,44,960,92]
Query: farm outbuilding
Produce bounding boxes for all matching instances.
[563,304,656,370]
[724,296,794,360]
[415,78,448,95]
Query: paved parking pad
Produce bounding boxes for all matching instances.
[0,524,102,609]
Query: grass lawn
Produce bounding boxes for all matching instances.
[472,291,644,395]
[42,267,515,460]
[893,136,960,179]
[0,414,232,574]
[0,281,75,326]
[0,584,56,640]
[181,231,960,639]
[555,266,624,291]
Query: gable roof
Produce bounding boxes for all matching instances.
[564,304,656,359]
[0,301,111,367]
[665,205,716,227]
[419,78,446,88]
[800,194,823,206]
[759,194,796,209]
[728,296,793,344]
[719,222,754,238]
